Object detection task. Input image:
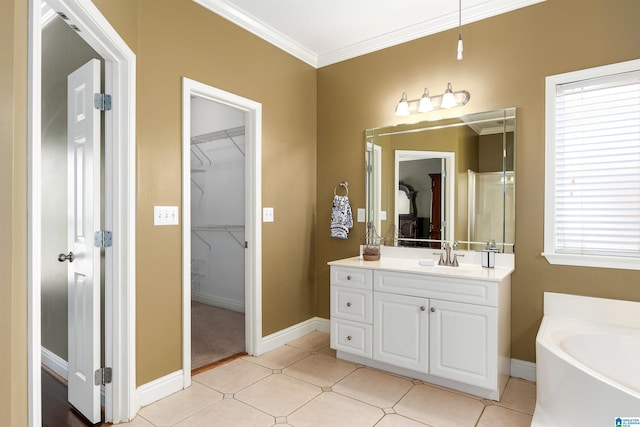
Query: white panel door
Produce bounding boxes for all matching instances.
[429,299,497,389]
[373,292,429,373]
[66,58,102,424]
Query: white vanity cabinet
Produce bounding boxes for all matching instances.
[329,257,512,400]
[373,291,429,372]
[329,266,373,358]
[429,299,497,389]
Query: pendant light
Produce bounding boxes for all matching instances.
[457,0,463,60]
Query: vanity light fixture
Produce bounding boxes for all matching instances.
[457,0,464,60]
[440,83,458,109]
[394,83,470,116]
[395,92,410,116]
[418,88,433,112]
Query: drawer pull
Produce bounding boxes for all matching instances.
[430,307,436,313]
[420,306,426,312]
[346,275,352,280]
[346,302,352,307]
[347,335,352,341]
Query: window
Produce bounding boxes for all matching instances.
[544,59,640,270]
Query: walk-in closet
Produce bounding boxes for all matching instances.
[190,95,246,370]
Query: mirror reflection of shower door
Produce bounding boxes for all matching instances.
[429,173,442,248]
[366,143,382,234]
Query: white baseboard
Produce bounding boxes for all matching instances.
[192,293,245,313]
[259,317,330,355]
[136,370,184,409]
[510,358,536,382]
[42,346,68,380]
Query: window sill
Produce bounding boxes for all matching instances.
[542,252,640,271]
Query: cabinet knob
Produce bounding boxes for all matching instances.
[430,307,436,313]
[346,275,352,280]
[346,302,352,307]
[346,335,352,341]
[420,306,426,311]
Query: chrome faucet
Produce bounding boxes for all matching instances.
[434,241,464,266]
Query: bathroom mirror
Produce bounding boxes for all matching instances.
[365,108,515,253]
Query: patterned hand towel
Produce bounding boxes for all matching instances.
[330,195,353,239]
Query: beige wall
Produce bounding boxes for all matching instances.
[3,0,640,423]
[94,0,318,385]
[316,0,640,362]
[0,0,28,425]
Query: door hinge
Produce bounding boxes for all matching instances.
[94,230,113,248]
[95,367,112,386]
[94,93,112,111]
[245,241,248,249]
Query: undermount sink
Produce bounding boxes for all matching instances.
[432,265,473,275]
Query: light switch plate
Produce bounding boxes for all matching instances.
[263,207,274,222]
[357,208,366,222]
[380,211,387,220]
[154,206,179,226]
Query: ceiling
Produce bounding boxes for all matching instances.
[194,0,544,68]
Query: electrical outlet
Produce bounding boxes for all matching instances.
[357,208,366,222]
[263,207,274,223]
[154,206,179,226]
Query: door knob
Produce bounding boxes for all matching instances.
[58,252,75,263]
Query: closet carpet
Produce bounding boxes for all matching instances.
[191,301,245,370]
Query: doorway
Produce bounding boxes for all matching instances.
[190,96,247,370]
[395,150,455,246]
[181,78,262,387]
[29,0,136,424]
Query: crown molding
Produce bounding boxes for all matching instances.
[194,0,545,69]
[193,0,319,67]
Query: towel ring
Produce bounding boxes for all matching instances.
[334,181,349,197]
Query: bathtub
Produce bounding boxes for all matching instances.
[532,292,640,427]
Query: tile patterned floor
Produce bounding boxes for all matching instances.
[120,332,535,427]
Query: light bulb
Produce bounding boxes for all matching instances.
[440,83,457,109]
[395,93,410,116]
[457,34,463,61]
[418,88,433,112]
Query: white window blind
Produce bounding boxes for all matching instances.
[552,70,640,258]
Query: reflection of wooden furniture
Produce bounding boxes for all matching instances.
[429,174,441,248]
[398,183,417,246]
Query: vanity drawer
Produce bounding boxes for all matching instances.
[331,286,372,323]
[331,319,372,358]
[374,270,498,307]
[331,266,372,290]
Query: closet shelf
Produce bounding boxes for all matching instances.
[191,126,244,145]
[191,224,245,249]
[191,126,245,157]
[192,224,245,230]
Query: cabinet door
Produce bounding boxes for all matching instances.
[373,292,429,373]
[429,299,497,389]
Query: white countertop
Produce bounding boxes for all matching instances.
[328,256,514,282]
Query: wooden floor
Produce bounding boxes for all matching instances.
[42,368,104,427]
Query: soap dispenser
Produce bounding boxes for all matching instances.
[481,242,495,268]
